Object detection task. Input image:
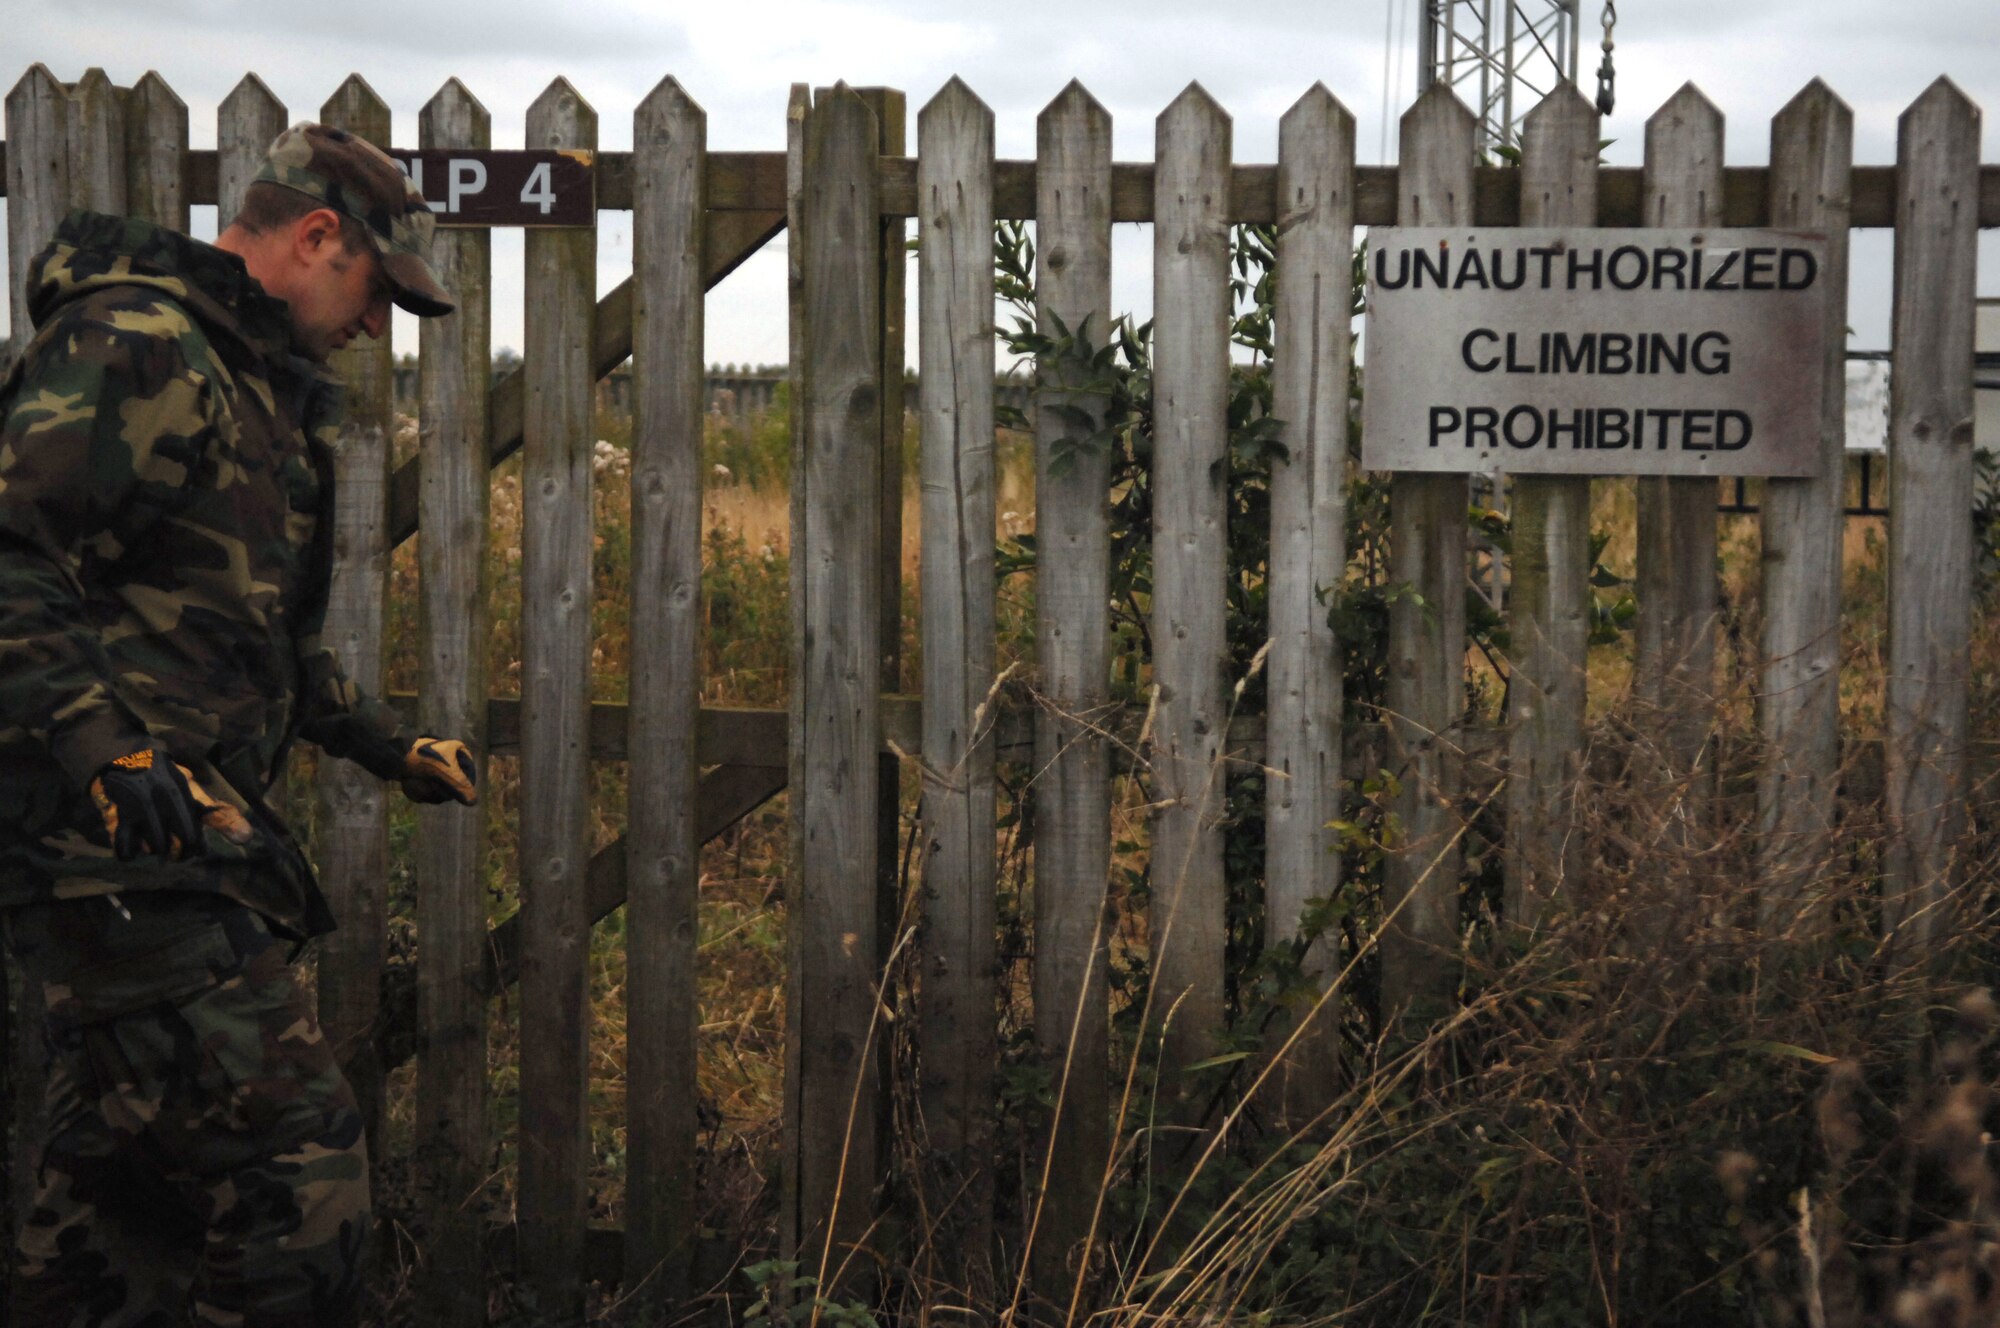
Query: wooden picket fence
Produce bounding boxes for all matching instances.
[3,62,1996,1322]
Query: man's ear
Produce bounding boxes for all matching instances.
[292,207,347,262]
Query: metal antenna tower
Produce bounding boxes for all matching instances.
[1418,0,1584,152]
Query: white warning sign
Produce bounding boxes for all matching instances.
[1361,227,1831,477]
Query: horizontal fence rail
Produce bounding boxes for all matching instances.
[8,139,2000,226]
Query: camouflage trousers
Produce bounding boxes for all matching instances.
[3,892,369,1327]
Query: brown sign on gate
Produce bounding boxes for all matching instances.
[387,149,595,227]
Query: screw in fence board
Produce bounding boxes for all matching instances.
[914,75,999,1298]
[1504,84,1599,932]
[1265,83,1355,1124]
[1758,81,1853,936]
[1634,85,1724,835]
[516,75,598,1320]
[314,71,396,1155]
[1,66,68,1257]
[1027,78,1116,1307]
[1884,79,1981,959]
[124,72,186,233]
[218,74,286,226]
[783,82,884,1300]
[1149,81,1233,1096]
[1380,84,1476,1030]
[412,76,493,1328]
[624,73,706,1312]
[64,68,126,217]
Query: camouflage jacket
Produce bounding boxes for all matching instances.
[0,211,415,937]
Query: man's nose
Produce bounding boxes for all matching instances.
[362,297,390,340]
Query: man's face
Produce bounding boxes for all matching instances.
[285,223,394,361]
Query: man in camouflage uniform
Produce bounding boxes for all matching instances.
[0,124,480,1325]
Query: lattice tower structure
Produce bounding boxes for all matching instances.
[1419,0,1583,153]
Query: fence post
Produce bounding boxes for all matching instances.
[783,82,884,1298]
[1884,78,1981,957]
[1149,80,1233,1089]
[1380,85,1476,1027]
[1504,84,1599,929]
[314,70,395,1154]
[64,68,126,218]
[626,73,706,1310]
[5,66,68,366]
[124,72,187,233]
[517,75,598,1321]
[1028,78,1115,1304]
[218,74,286,225]
[414,76,493,1328]
[1634,85,1725,820]
[914,75,999,1295]
[1265,83,1355,1120]
[1758,81,1853,934]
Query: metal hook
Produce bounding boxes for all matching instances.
[1595,0,1618,116]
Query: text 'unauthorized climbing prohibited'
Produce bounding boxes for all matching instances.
[1360,227,1830,477]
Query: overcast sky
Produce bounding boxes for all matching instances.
[7,0,1999,365]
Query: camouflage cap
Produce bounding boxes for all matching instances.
[253,122,455,317]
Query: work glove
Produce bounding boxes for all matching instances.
[89,748,257,861]
[399,736,480,806]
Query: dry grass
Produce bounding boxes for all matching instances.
[348,403,2000,1324]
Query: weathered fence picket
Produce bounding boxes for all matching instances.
[1634,85,1725,810]
[65,69,125,218]
[785,82,884,1291]
[315,74,395,1145]
[517,74,598,1321]
[1380,84,1475,1024]
[218,75,286,223]
[1265,82,1354,1117]
[1758,81,1853,933]
[626,73,706,1309]
[413,76,492,1328]
[1150,81,1233,1086]
[1884,78,1981,955]
[1503,84,1598,930]
[915,75,999,1290]
[125,73,187,233]
[1028,78,1116,1301]
[5,68,65,366]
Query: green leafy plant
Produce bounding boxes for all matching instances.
[740,1260,881,1328]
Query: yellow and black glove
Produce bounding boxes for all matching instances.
[89,748,257,861]
[400,737,480,806]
